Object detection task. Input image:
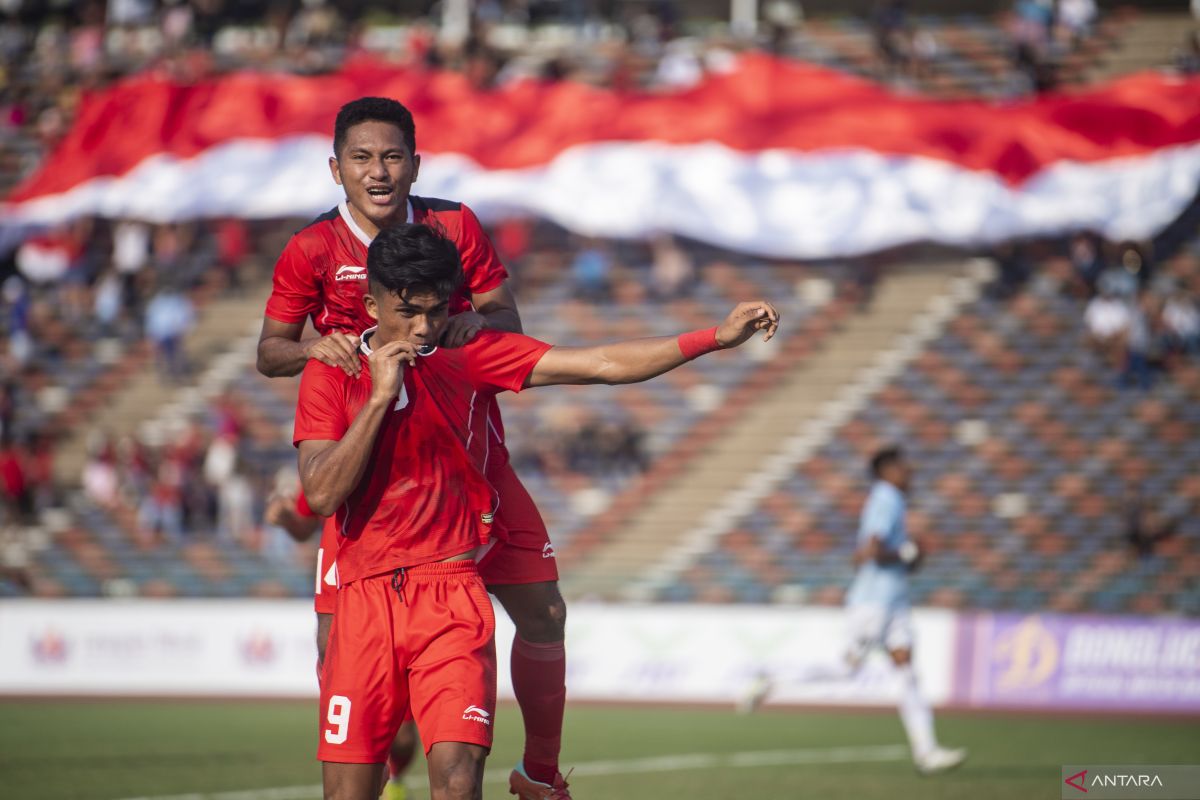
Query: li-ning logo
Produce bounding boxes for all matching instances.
[542,542,556,559]
[334,264,367,281]
[1064,770,1088,793]
[462,705,491,725]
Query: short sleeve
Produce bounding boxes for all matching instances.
[294,362,350,446]
[465,330,553,394]
[456,204,509,296]
[265,237,321,324]
[859,488,898,543]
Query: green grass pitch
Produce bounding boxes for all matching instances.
[1,700,1197,799]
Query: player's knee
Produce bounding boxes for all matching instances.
[505,584,567,642]
[890,647,912,666]
[428,749,485,800]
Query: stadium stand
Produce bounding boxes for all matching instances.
[649,242,1200,615]
[1,3,1198,611]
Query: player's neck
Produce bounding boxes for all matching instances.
[344,199,410,241]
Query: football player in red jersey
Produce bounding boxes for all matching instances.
[256,97,563,799]
[299,223,778,800]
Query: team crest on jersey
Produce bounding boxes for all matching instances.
[334,264,367,281]
[481,511,494,524]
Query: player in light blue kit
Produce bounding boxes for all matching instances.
[846,446,967,775]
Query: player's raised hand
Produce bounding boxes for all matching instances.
[441,310,486,348]
[368,340,418,406]
[305,332,362,377]
[716,301,780,348]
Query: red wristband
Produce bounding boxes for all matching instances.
[678,326,721,360]
[294,492,316,519]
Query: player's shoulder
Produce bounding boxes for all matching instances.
[285,207,341,251]
[411,194,464,215]
[412,194,475,238]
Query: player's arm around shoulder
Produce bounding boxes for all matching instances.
[296,342,417,516]
[525,300,780,388]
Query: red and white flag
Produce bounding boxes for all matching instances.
[3,54,1199,258]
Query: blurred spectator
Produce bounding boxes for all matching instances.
[215,454,254,544]
[3,277,33,366]
[1120,290,1163,390]
[1084,284,1130,363]
[1123,492,1178,558]
[112,220,151,312]
[1096,251,1139,298]
[650,233,694,300]
[138,458,185,543]
[214,218,249,289]
[1163,285,1200,355]
[570,239,614,302]
[988,243,1033,300]
[143,284,195,380]
[1069,232,1104,292]
[871,0,911,80]
[1057,0,1097,45]
[0,433,31,522]
[1177,30,1200,75]
[82,434,120,509]
[93,269,124,334]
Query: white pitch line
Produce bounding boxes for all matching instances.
[116,743,909,800]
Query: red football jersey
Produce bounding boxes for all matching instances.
[264,196,508,336]
[293,329,552,583]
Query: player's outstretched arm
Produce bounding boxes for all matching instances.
[526,301,779,388]
[257,318,362,378]
[297,340,416,516]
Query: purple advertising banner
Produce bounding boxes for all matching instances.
[954,613,1200,713]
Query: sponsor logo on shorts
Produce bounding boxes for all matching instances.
[334,264,367,281]
[542,542,556,559]
[462,705,491,725]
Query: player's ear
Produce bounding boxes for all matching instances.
[329,156,343,186]
[411,153,420,184]
[363,291,379,321]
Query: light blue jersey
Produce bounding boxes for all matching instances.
[846,480,910,609]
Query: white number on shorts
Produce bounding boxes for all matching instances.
[324,695,351,744]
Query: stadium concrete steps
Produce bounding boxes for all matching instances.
[1085,12,1190,83]
[560,263,967,601]
[53,277,272,486]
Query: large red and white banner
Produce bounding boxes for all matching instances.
[3,55,1199,257]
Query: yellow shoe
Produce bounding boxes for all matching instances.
[509,763,572,799]
[381,779,408,800]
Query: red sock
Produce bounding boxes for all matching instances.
[511,635,566,785]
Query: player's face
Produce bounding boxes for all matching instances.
[893,459,914,492]
[330,120,420,238]
[365,288,449,349]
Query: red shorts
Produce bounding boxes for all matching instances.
[316,562,497,763]
[313,463,556,613]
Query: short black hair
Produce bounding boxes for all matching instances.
[367,224,463,301]
[333,97,416,157]
[870,446,904,479]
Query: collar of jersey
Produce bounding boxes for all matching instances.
[338,198,414,248]
[358,326,438,358]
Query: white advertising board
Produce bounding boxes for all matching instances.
[0,600,955,706]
